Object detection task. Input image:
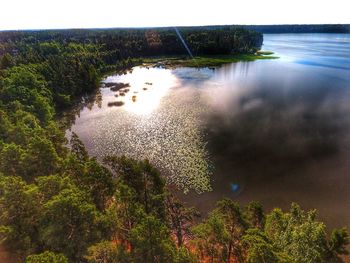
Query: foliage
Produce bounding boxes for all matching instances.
[192,199,248,262]
[246,201,265,229]
[329,227,350,256]
[129,215,176,262]
[264,203,339,263]
[40,187,103,261]
[0,176,41,257]
[104,155,166,219]
[26,251,68,263]
[166,194,199,247]
[85,241,130,263]
[242,229,290,263]
[191,201,349,263]
[0,54,14,70]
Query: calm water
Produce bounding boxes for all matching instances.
[68,34,350,229]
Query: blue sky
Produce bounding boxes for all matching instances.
[0,0,349,30]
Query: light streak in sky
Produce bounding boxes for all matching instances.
[174,27,194,59]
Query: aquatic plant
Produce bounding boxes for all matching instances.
[107,101,124,107]
[109,83,130,91]
[90,83,212,194]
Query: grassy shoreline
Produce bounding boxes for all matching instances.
[139,51,278,68]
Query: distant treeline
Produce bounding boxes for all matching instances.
[0,26,263,58]
[242,24,350,34]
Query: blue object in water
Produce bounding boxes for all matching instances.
[231,183,239,192]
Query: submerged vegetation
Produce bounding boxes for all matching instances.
[108,101,124,107]
[108,83,130,92]
[0,26,348,262]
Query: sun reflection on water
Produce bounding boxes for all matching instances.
[73,66,214,194]
[105,67,178,115]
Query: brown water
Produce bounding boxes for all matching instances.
[67,34,350,230]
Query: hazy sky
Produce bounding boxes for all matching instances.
[1,0,349,30]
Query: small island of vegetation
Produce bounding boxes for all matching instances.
[141,52,277,68]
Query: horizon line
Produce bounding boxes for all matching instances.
[1,23,349,32]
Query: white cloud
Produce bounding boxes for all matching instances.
[0,0,349,30]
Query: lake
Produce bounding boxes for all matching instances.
[67,34,350,230]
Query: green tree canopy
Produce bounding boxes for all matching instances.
[26,251,68,263]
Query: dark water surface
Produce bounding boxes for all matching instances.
[68,34,350,229]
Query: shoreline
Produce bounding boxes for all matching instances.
[57,51,278,129]
[138,52,278,68]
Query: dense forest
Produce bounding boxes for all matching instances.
[0,26,349,262]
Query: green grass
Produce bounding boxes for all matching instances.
[139,52,278,68]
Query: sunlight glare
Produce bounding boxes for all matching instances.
[116,67,178,115]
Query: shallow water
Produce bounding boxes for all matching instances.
[68,34,350,229]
